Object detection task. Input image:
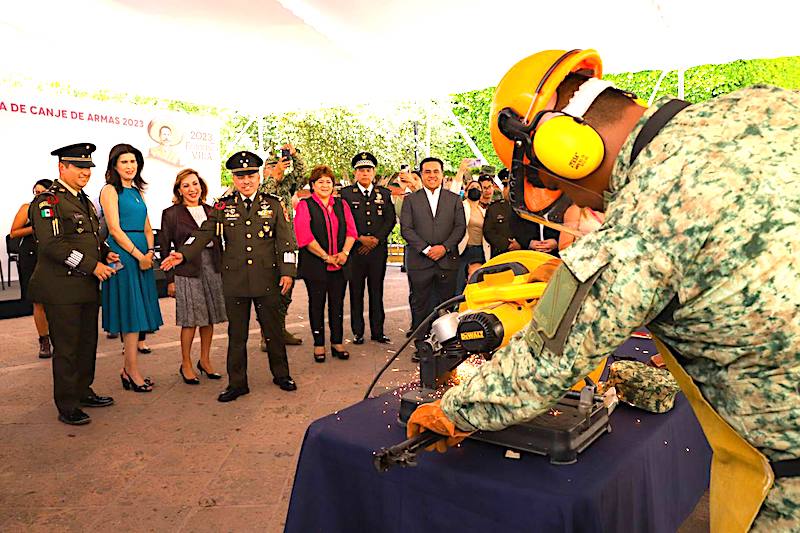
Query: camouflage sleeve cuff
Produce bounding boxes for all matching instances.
[440,389,480,432]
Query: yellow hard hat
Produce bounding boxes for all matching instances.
[490,49,603,170]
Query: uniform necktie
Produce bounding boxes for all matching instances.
[244,198,252,212]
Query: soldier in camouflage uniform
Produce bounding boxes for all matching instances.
[408,49,799,529]
[257,143,305,348]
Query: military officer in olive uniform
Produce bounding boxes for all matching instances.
[161,151,298,401]
[29,143,117,425]
[483,171,562,259]
[339,152,395,344]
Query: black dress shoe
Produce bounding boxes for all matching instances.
[179,366,200,385]
[331,347,350,360]
[80,394,115,408]
[58,409,91,425]
[137,346,152,354]
[411,351,421,363]
[371,334,391,344]
[197,361,222,380]
[353,335,364,345]
[273,376,297,391]
[218,387,250,402]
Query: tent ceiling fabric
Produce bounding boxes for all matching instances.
[1,0,797,113]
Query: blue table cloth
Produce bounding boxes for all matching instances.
[286,337,711,533]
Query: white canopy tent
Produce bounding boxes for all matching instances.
[1,0,798,113]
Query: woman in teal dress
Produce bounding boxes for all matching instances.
[100,144,163,392]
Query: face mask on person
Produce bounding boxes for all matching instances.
[467,188,481,201]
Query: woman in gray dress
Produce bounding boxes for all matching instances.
[159,169,227,384]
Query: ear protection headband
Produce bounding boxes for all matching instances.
[531,77,613,180]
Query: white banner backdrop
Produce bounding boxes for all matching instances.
[0,90,221,282]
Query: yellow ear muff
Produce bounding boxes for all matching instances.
[532,115,605,180]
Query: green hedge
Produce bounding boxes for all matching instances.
[449,55,800,173]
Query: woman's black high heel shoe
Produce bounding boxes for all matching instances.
[313,349,326,363]
[197,361,222,380]
[180,366,200,385]
[331,347,350,360]
[121,370,153,393]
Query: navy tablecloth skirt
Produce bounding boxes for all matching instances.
[286,337,711,533]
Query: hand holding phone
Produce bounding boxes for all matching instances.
[110,261,125,271]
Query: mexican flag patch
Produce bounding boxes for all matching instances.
[40,207,54,218]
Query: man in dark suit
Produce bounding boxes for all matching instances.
[400,157,466,341]
[29,143,117,425]
[161,150,298,401]
[340,152,396,344]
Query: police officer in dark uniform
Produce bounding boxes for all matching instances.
[339,152,395,344]
[29,143,117,425]
[161,151,298,401]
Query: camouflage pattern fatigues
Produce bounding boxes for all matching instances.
[259,152,306,225]
[598,360,680,413]
[441,87,800,528]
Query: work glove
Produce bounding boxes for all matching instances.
[531,257,562,283]
[406,400,473,453]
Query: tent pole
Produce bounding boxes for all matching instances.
[425,99,432,157]
[648,70,669,106]
[440,99,485,162]
[228,117,255,152]
[257,117,263,154]
[413,121,419,167]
